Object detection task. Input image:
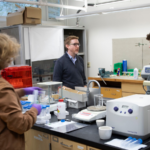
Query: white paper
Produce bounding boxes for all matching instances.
[45,121,75,128]
[29,27,64,62]
[105,139,147,150]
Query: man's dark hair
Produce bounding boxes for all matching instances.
[146,33,150,40]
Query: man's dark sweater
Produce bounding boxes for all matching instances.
[53,53,87,89]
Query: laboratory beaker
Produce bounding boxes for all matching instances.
[94,94,103,107]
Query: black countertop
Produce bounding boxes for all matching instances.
[32,108,150,150]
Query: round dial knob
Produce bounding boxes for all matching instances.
[128,109,133,114]
[114,107,119,112]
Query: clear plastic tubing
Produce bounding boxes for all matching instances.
[46,105,50,114]
[121,137,132,146]
[128,138,143,148]
[43,106,46,116]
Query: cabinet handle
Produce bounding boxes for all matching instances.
[52,136,59,143]
[105,89,109,91]
[60,142,73,148]
[111,93,116,96]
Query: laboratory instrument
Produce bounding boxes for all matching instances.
[106,94,150,139]
[73,80,106,122]
[37,81,62,104]
[141,65,150,80]
[98,68,113,85]
[98,68,113,78]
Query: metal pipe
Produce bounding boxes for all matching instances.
[86,80,101,103]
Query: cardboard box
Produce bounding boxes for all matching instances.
[7,7,41,26]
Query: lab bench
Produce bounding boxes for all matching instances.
[25,108,150,150]
[88,77,146,99]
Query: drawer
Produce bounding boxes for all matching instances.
[122,83,146,94]
[87,146,101,150]
[51,135,86,150]
[25,129,51,150]
[122,92,136,97]
[101,87,122,98]
[122,92,144,97]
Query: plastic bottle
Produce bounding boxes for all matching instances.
[128,138,143,148]
[121,137,133,146]
[57,99,66,120]
[134,68,138,79]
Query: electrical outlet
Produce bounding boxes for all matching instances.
[87,62,90,68]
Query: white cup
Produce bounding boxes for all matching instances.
[96,119,105,128]
[99,126,112,140]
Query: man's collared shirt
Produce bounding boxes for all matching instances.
[66,52,77,64]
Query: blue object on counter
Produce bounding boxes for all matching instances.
[123,59,127,72]
[61,119,65,122]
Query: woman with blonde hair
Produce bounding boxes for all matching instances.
[0,33,42,150]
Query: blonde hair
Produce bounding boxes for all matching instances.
[0,33,20,70]
[64,36,79,51]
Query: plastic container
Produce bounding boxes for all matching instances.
[1,66,32,88]
[57,99,66,120]
[134,68,138,79]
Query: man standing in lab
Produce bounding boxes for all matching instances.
[53,36,87,89]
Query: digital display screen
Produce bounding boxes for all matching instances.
[122,105,129,108]
[145,68,150,73]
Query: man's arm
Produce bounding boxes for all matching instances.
[82,59,87,86]
[53,60,63,82]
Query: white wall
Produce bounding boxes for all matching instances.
[67,5,150,77]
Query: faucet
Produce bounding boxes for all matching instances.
[87,80,101,105]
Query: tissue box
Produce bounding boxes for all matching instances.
[7,7,41,26]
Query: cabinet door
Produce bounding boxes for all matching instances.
[87,146,101,150]
[101,87,122,98]
[25,129,51,150]
[122,83,146,94]
[51,135,86,150]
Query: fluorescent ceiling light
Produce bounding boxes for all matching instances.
[1,0,87,11]
[56,2,150,20]
[95,0,131,6]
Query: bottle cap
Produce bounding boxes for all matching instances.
[138,139,143,144]
[59,99,64,102]
[61,119,65,122]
